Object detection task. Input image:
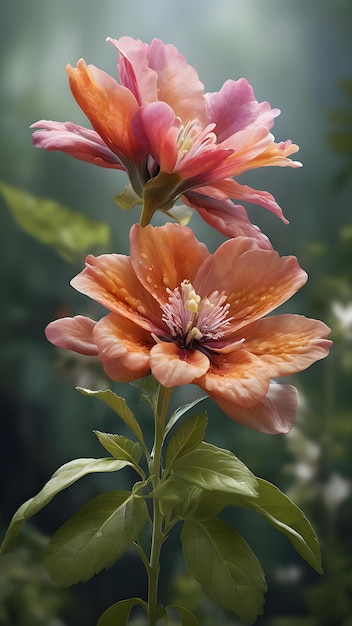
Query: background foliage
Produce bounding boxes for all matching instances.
[1,1,351,624]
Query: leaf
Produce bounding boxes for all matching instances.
[45,491,148,586]
[164,396,207,439]
[77,388,145,446]
[0,181,110,262]
[243,478,323,574]
[93,431,143,468]
[172,442,258,498]
[97,598,147,626]
[165,413,207,474]
[0,457,131,555]
[132,374,161,415]
[181,518,267,624]
[156,476,202,519]
[167,605,199,626]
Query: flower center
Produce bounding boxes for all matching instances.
[176,121,217,161]
[160,279,232,349]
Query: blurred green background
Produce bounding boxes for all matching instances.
[1,1,352,625]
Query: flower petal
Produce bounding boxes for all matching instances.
[150,342,209,387]
[71,253,163,331]
[205,78,279,142]
[31,121,124,169]
[241,314,332,376]
[131,102,179,172]
[109,36,158,105]
[93,313,152,381]
[183,191,272,248]
[45,315,98,355]
[209,383,298,434]
[130,223,209,304]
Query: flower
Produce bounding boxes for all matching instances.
[45,223,331,434]
[31,36,301,248]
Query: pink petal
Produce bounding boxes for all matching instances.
[183,191,273,249]
[131,102,179,172]
[109,36,158,105]
[45,316,98,355]
[150,341,210,387]
[208,178,288,223]
[209,383,298,434]
[31,120,124,169]
[205,78,280,142]
[241,314,332,376]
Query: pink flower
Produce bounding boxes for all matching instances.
[32,36,301,248]
[45,223,331,434]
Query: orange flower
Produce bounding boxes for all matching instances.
[46,224,330,433]
[32,37,301,247]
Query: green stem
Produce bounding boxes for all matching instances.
[147,385,174,626]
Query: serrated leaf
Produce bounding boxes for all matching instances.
[167,605,199,626]
[157,476,202,519]
[165,413,207,473]
[164,396,207,439]
[97,597,147,626]
[172,442,257,497]
[243,478,323,574]
[93,431,143,467]
[0,457,130,555]
[45,491,148,586]
[181,518,267,624]
[0,181,110,262]
[77,388,145,446]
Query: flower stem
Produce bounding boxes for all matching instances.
[147,385,174,626]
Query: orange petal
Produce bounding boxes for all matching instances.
[130,223,209,305]
[150,342,209,387]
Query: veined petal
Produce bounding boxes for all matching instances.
[31,121,124,169]
[130,223,209,304]
[150,341,209,387]
[205,78,280,142]
[209,383,298,434]
[66,60,143,165]
[183,191,273,249]
[195,240,307,330]
[71,253,163,330]
[241,314,332,376]
[93,313,152,381]
[131,102,179,172]
[45,315,98,355]
[198,350,270,407]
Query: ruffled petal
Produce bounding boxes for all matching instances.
[45,315,98,355]
[71,253,163,331]
[129,223,209,304]
[150,341,209,387]
[31,121,124,169]
[93,313,152,382]
[205,78,279,142]
[209,383,298,434]
[240,314,332,376]
[109,36,158,105]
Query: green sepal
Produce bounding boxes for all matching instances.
[77,388,145,447]
[163,396,207,440]
[241,478,323,574]
[114,184,142,210]
[165,413,207,474]
[166,605,199,625]
[172,441,258,497]
[0,181,110,262]
[0,457,131,555]
[97,597,147,626]
[45,490,148,586]
[181,518,267,624]
[93,431,144,478]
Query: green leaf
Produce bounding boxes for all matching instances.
[243,478,323,574]
[165,413,207,474]
[156,476,202,519]
[172,442,258,498]
[77,388,145,447]
[97,597,147,626]
[0,457,130,555]
[93,431,143,469]
[0,181,110,262]
[167,605,199,626]
[132,375,161,415]
[164,396,207,439]
[45,491,148,586]
[181,518,267,624]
